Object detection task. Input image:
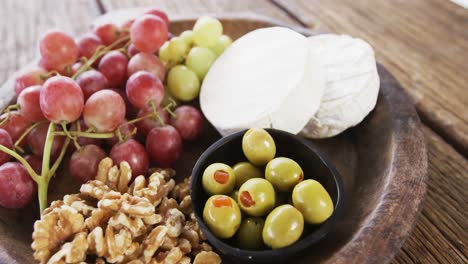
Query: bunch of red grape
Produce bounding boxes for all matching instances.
[0,9,217,212]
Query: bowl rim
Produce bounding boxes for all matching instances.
[190,128,345,260]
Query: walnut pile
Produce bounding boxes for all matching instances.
[32,158,221,264]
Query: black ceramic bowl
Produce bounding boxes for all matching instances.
[191,129,344,263]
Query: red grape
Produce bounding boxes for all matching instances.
[39,59,70,76]
[127,44,140,57]
[76,70,109,100]
[14,67,47,96]
[0,162,36,209]
[110,138,149,179]
[0,129,13,165]
[106,120,136,146]
[126,71,164,109]
[109,88,139,119]
[94,23,121,45]
[27,122,65,159]
[70,120,102,148]
[136,107,169,137]
[127,52,165,81]
[39,30,78,72]
[119,19,134,41]
[83,89,126,133]
[98,51,128,86]
[71,62,83,76]
[17,85,45,122]
[144,9,170,28]
[40,76,84,123]
[0,111,31,145]
[70,144,107,183]
[37,58,48,71]
[24,155,42,174]
[77,33,103,59]
[170,105,204,141]
[145,125,182,167]
[122,18,135,32]
[130,15,168,53]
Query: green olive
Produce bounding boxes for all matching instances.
[262,204,304,249]
[202,163,235,195]
[265,157,303,192]
[242,128,276,166]
[203,195,241,239]
[237,217,265,250]
[292,179,334,224]
[233,162,263,189]
[230,189,239,204]
[238,178,275,216]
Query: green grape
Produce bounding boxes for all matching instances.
[167,65,200,102]
[158,41,171,64]
[193,16,223,48]
[180,30,194,46]
[185,47,216,80]
[211,35,232,56]
[168,37,188,63]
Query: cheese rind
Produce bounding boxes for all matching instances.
[301,34,380,138]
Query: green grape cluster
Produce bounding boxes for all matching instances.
[159,17,233,102]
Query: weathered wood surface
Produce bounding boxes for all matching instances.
[100,0,298,24]
[0,0,101,84]
[0,0,466,263]
[392,126,467,264]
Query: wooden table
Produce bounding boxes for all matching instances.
[1,0,467,263]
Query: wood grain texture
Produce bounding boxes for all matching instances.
[393,126,468,264]
[99,0,297,24]
[0,0,101,84]
[272,0,468,157]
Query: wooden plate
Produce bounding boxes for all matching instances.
[0,12,427,264]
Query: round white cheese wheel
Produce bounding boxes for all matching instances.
[201,27,324,136]
[301,34,380,138]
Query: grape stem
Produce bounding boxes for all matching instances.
[36,122,55,213]
[14,121,48,153]
[116,127,124,142]
[125,112,155,125]
[0,104,20,126]
[0,112,10,126]
[164,105,176,119]
[0,145,40,182]
[163,98,177,119]
[4,104,19,112]
[37,177,48,215]
[149,101,166,126]
[54,130,114,139]
[40,122,55,179]
[48,137,70,179]
[71,36,131,79]
[40,71,60,80]
[64,65,72,76]
[61,121,80,150]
